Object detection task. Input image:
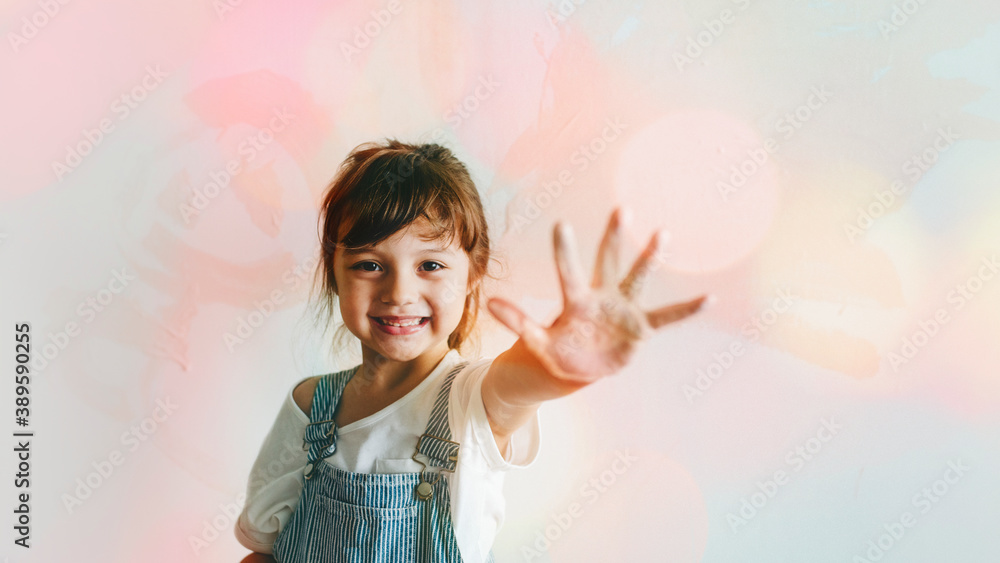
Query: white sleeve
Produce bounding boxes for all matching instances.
[234,380,312,554]
[450,358,541,471]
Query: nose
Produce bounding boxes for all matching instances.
[380,269,419,306]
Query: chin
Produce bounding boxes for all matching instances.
[377,348,423,362]
[367,338,451,365]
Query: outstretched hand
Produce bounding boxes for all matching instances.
[487,208,708,384]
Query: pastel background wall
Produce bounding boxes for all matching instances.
[2,0,999,561]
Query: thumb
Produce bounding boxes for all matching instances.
[486,298,548,350]
[486,297,528,335]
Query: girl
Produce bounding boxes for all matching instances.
[235,140,706,562]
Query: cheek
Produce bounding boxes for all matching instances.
[337,285,369,318]
[337,299,356,326]
[431,280,467,319]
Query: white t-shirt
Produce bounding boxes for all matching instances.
[235,349,541,562]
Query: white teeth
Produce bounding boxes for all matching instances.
[381,318,424,327]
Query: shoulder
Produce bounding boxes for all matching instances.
[446,357,494,423]
[291,376,320,417]
[448,358,491,394]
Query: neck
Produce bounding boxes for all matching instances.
[358,342,452,391]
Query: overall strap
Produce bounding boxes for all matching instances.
[302,367,356,478]
[414,361,469,472]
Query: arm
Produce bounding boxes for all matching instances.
[235,379,316,554]
[481,337,587,453]
[482,209,707,450]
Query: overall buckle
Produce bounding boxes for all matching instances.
[411,433,460,500]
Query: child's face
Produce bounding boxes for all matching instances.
[333,216,471,364]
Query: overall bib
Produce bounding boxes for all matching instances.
[273,361,492,562]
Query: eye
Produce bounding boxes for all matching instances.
[421,261,445,272]
[351,261,381,272]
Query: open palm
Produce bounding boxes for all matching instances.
[487,208,707,384]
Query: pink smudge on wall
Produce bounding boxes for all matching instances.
[615,109,780,274]
[182,69,332,207]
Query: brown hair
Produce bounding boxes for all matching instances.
[309,139,495,355]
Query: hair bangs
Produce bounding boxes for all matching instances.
[337,155,467,252]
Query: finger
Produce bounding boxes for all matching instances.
[554,221,588,304]
[486,298,549,350]
[620,230,670,300]
[645,295,709,329]
[592,208,626,289]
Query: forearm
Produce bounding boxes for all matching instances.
[481,337,586,442]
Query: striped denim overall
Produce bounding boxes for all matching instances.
[273,361,492,562]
